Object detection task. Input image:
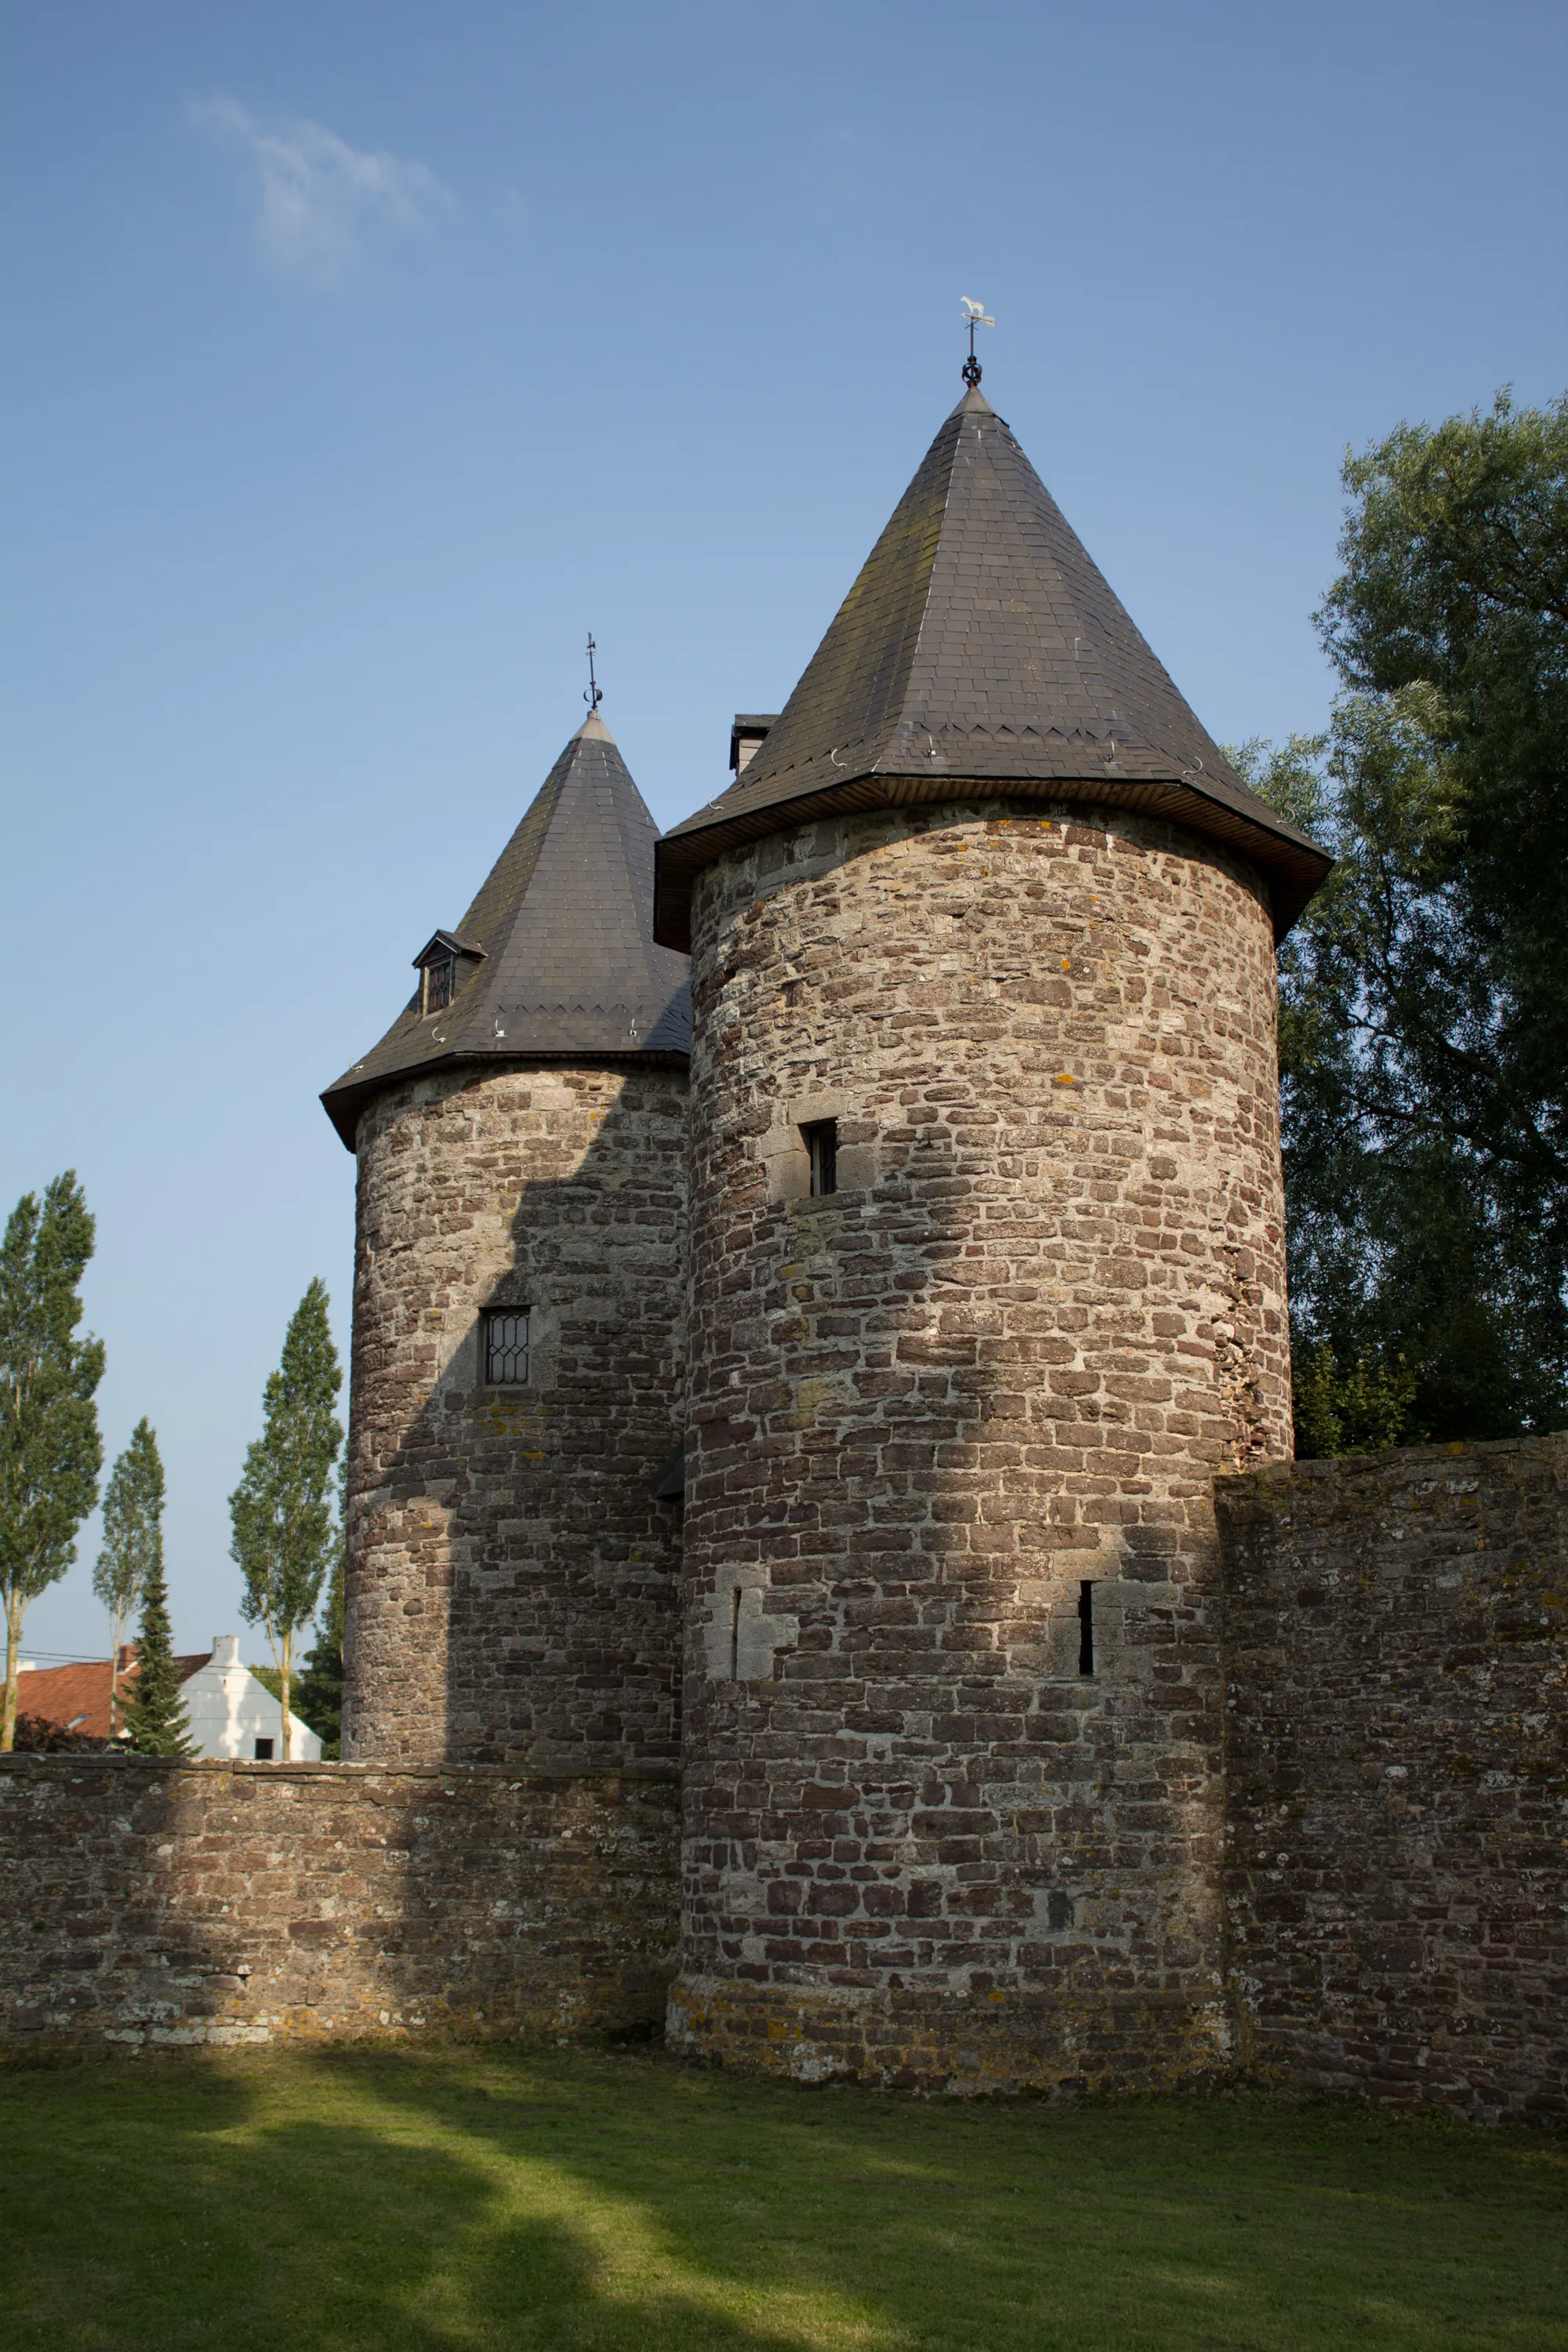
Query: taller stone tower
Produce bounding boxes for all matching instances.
[323,709,690,1769]
[655,380,1329,2090]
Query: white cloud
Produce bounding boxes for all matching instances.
[189,93,451,285]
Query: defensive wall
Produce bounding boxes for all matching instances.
[0,1438,1562,2124]
[1218,1432,1566,2125]
[0,1761,678,2056]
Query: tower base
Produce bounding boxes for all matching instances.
[666,1974,1233,2097]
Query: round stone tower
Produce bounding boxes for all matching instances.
[654,381,1330,2091]
[322,709,691,1769]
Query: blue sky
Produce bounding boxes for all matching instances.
[5,0,1565,1664]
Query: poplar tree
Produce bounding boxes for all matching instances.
[293,1548,345,1758]
[229,1281,343,1760]
[93,1418,165,1735]
[0,1174,105,1751]
[118,1544,192,1755]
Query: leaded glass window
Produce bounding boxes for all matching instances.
[423,957,456,1014]
[485,1308,529,1385]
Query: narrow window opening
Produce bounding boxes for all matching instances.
[423,956,456,1014]
[729,1585,742,1680]
[1077,1581,1096,1678]
[485,1308,530,1385]
[801,1119,838,1197]
[253,1737,274,1761]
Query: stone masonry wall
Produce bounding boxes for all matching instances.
[673,797,1290,2092]
[346,1062,686,1768]
[0,1757,678,2056]
[1218,1436,1568,2126]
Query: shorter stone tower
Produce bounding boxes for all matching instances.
[323,710,690,1769]
[655,378,1330,2091]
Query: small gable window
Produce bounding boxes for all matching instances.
[412,929,485,1018]
[485,1308,530,1386]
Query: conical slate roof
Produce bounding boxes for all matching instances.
[322,712,691,1149]
[655,384,1330,947]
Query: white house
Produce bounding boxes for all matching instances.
[181,1635,324,1762]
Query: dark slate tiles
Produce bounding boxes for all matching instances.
[655,384,1330,946]
[321,713,690,1149]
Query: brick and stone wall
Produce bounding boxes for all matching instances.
[1218,1436,1568,2125]
[0,1757,678,2056]
[345,1062,686,1768]
[673,797,1289,2092]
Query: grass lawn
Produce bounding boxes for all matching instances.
[1,2043,1563,2351]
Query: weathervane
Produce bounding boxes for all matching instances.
[960,296,994,387]
[584,633,604,714]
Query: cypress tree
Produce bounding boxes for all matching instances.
[119,1548,192,1756]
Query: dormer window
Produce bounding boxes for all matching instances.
[730,714,778,775]
[412,930,485,1019]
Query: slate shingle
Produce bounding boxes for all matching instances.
[321,713,691,1149]
[654,383,1330,948]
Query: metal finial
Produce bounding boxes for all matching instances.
[584,633,604,713]
[960,296,994,387]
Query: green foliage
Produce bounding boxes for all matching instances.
[118,1548,192,1756]
[0,1172,105,1751]
[229,1280,343,1759]
[293,1522,344,1759]
[1240,703,1565,1442]
[250,1454,343,1751]
[93,1417,165,1731]
[1292,1341,1419,1460]
[292,1638,343,1759]
[1232,390,1568,1447]
[1318,389,1568,1119]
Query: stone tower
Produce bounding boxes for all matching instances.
[655,381,1330,2090]
[323,710,691,1769]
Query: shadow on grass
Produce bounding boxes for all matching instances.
[2,2042,1566,2352]
[0,2052,839,2352]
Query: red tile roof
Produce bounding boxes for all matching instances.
[14,1649,209,1740]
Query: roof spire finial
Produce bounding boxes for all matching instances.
[584,633,604,715]
[960,296,994,387]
